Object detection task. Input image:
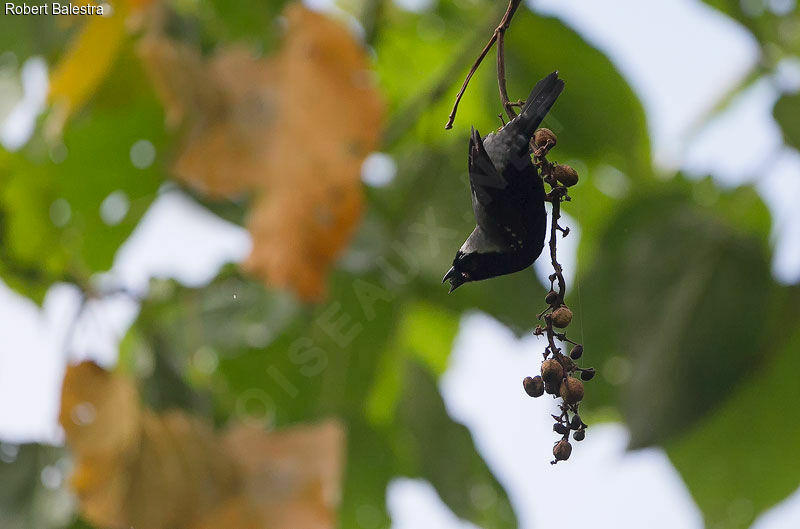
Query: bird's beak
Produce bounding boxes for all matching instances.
[442,266,465,293]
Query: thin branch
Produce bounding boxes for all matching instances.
[548,190,567,299]
[495,0,521,121]
[443,27,499,130]
[445,0,522,129]
[381,14,494,147]
[60,284,143,361]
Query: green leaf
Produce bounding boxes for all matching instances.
[121,269,300,415]
[67,517,96,529]
[375,0,501,149]
[375,0,489,114]
[367,301,460,425]
[0,48,169,302]
[668,291,800,528]
[0,4,75,63]
[185,0,289,52]
[393,360,517,529]
[504,10,652,179]
[203,269,400,424]
[574,181,774,447]
[339,417,394,529]
[774,92,800,151]
[0,443,74,529]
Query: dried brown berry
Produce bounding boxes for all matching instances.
[560,377,584,404]
[541,359,564,387]
[569,344,583,360]
[551,306,573,328]
[533,128,557,152]
[545,381,560,395]
[553,423,569,435]
[545,290,558,305]
[553,164,579,187]
[523,376,545,398]
[553,439,572,461]
[580,368,596,381]
[573,429,585,442]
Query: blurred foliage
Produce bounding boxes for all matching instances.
[58,361,344,529]
[575,181,775,447]
[0,443,73,529]
[774,91,800,149]
[1,0,800,529]
[701,0,800,58]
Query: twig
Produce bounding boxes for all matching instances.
[381,13,494,147]
[60,283,143,361]
[444,0,522,129]
[527,141,594,464]
[495,0,521,121]
[548,187,567,299]
[60,292,88,362]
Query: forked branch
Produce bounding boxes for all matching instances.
[444,0,522,129]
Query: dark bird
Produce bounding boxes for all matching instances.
[443,72,565,292]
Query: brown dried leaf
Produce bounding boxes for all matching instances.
[58,361,141,464]
[59,363,236,529]
[170,45,279,197]
[218,419,346,529]
[191,496,265,529]
[139,3,383,300]
[137,35,224,129]
[123,411,239,529]
[59,362,139,528]
[59,363,346,529]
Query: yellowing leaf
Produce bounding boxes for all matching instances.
[191,496,265,529]
[58,361,141,464]
[168,45,277,196]
[194,420,345,529]
[242,5,383,301]
[59,362,345,529]
[48,2,128,124]
[140,3,384,301]
[122,411,238,529]
[245,183,364,300]
[58,361,142,528]
[222,420,345,529]
[60,362,236,529]
[137,35,224,129]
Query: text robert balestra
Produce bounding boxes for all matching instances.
[5,2,106,15]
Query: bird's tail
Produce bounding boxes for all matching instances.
[517,71,565,137]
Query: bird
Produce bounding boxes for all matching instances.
[443,71,565,293]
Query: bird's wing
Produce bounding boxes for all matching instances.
[468,127,507,208]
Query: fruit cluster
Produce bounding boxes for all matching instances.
[523,128,596,464]
[523,340,594,463]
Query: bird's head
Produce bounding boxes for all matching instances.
[444,245,536,293]
[442,264,471,293]
[442,250,500,292]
